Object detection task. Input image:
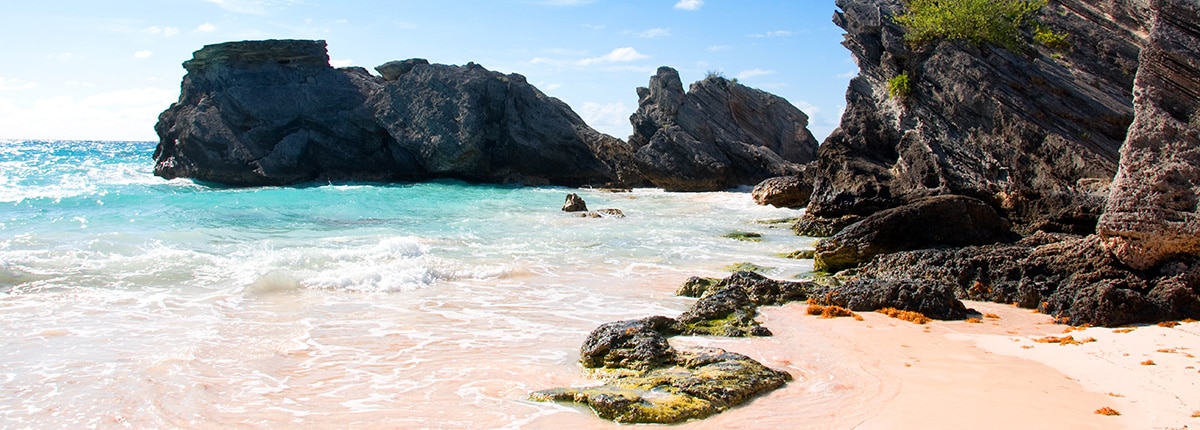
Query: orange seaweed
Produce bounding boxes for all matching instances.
[1095,407,1120,416]
[876,308,931,324]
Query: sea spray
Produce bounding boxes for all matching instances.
[0,140,817,427]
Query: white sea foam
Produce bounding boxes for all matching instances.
[0,141,824,428]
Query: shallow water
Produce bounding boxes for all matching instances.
[0,140,837,428]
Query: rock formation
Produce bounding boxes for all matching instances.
[531,270,971,423]
[1098,0,1200,270]
[814,195,1018,272]
[797,0,1200,326]
[627,67,820,191]
[809,0,1149,234]
[154,40,640,188]
[155,41,822,192]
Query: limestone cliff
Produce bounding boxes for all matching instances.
[1098,0,1200,270]
[811,0,1150,234]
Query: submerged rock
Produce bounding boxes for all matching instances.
[627,67,820,191]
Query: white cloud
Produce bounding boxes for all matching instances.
[0,78,37,91]
[675,0,704,10]
[748,30,793,38]
[707,45,730,52]
[47,52,81,61]
[583,24,605,30]
[204,0,299,15]
[837,70,858,79]
[637,28,671,38]
[330,59,354,68]
[577,47,648,66]
[736,69,774,80]
[134,51,154,59]
[796,100,820,115]
[536,0,596,5]
[0,87,177,141]
[580,101,632,138]
[194,23,217,33]
[542,83,562,91]
[145,26,180,36]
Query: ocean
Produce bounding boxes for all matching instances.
[0,140,821,428]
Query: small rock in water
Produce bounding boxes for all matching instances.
[563,193,588,212]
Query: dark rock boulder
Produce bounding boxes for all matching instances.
[809,0,1149,233]
[751,170,814,209]
[849,232,1200,326]
[154,40,641,187]
[814,195,1018,272]
[792,213,863,238]
[677,284,771,337]
[627,67,820,191]
[1098,0,1200,270]
[562,193,588,212]
[813,278,968,320]
[579,316,681,371]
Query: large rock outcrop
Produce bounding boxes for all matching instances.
[814,195,1018,272]
[154,40,641,187]
[155,41,822,191]
[810,0,1150,234]
[1098,0,1200,270]
[627,67,820,191]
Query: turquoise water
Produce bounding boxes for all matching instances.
[0,140,816,428]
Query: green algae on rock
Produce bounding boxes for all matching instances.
[529,348,791,424]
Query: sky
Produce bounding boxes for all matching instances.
[0,0,856,142]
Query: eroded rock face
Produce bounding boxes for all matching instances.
[850,232,1200,326]
[814,195,1018,272]
[627,67,820,191]
[811,0,1150,233]
[1098,0,1200,270]
[155,40,640,187]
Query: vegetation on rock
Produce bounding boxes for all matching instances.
[887,73,912,100]
[894,0,1048,51]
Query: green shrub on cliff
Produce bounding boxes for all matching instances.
[895,0,1047,51]
[888,73,912,99]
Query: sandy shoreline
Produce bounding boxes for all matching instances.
[530,300,1200,429]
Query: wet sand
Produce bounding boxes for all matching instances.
[528,300,1200,429]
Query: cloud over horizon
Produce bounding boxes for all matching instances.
[577,47,648,66]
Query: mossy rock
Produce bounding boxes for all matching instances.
[530,348,790,424]
[677,276,720,298]
[722,262,773,273]
[781,250,816,259]
[722,231,763,242]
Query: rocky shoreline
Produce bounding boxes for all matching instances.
[152,0,1200,425]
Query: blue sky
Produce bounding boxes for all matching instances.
[0,0,855,142]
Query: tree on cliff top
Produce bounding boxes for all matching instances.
[895,0,1047,51]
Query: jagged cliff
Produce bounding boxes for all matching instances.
[811,0,1150,234]
[154,41,818,191]
[803,0,1200,326]
[627,67,819,191]
[154,40,638,187]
